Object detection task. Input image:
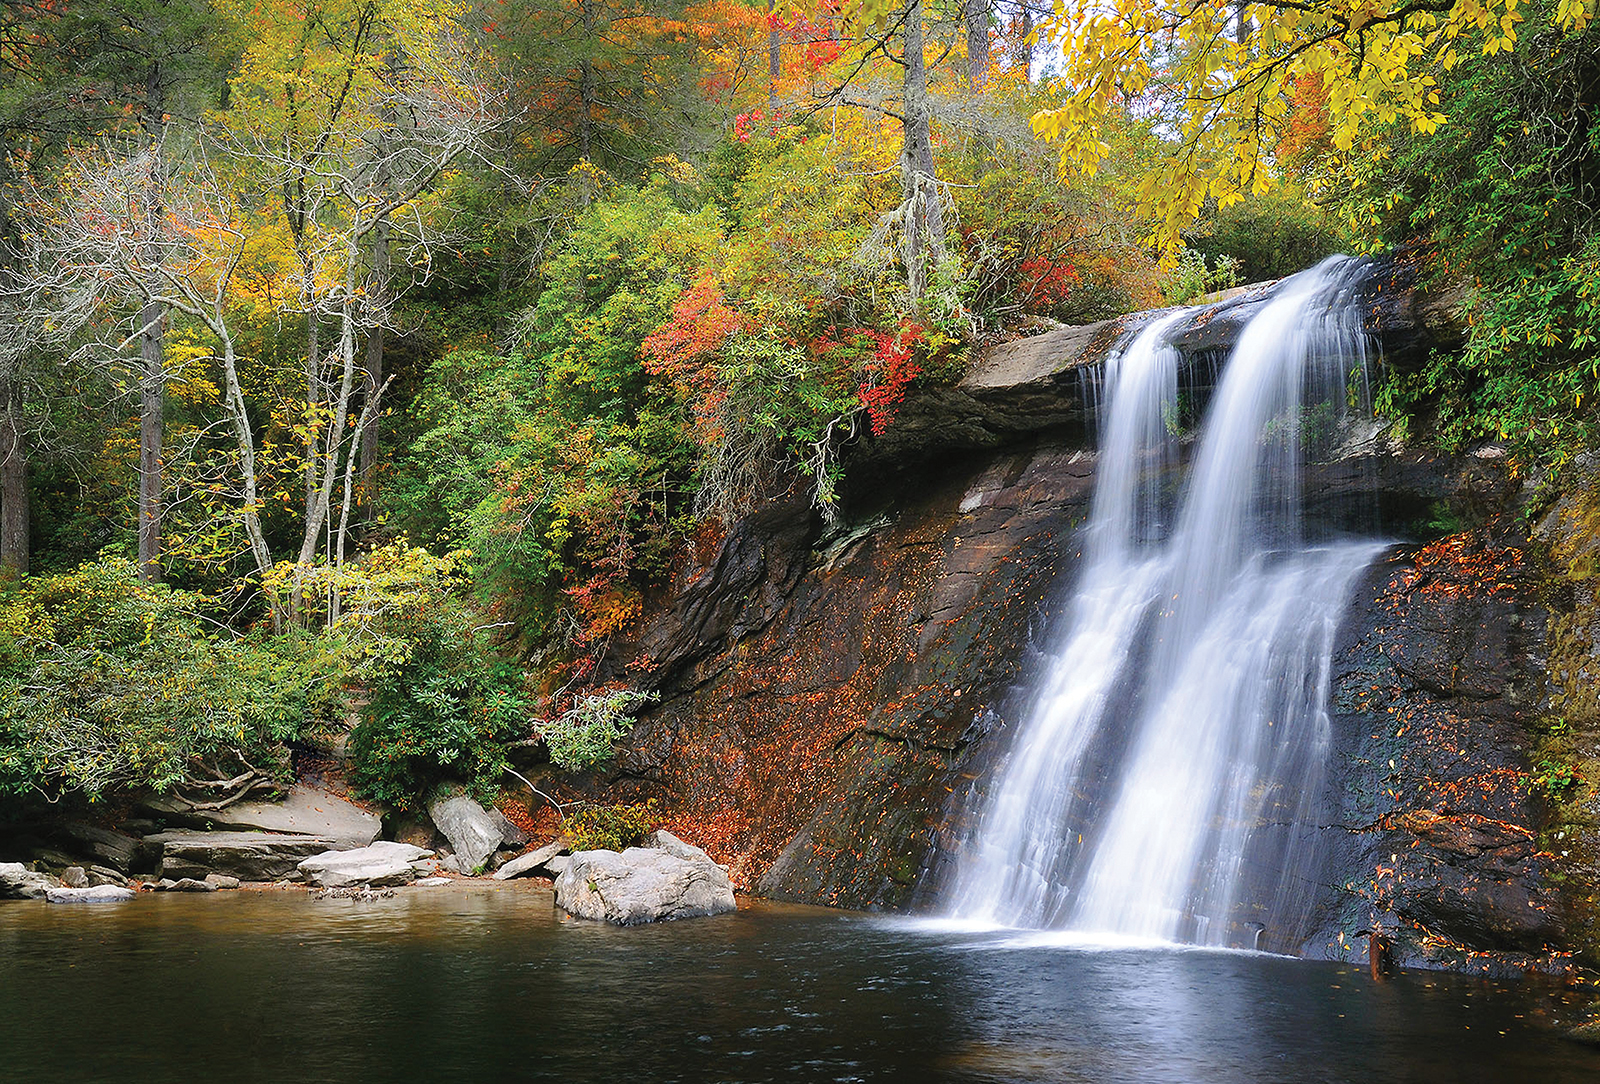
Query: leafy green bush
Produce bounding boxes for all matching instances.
[564,799,657,852]
[387,177,714,652]
[1346,10,1600,464]
[540,687,655,771]
[0,559,328,802]
[1161,249,1243,305]
[1187,189,1345,283]
[342,547,531,810]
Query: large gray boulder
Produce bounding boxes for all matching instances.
[0,862,56,900]
[46,885,135,904]
[149,831,342,881]
[142,784,381,847]
[553,831,736,925]
[426,795,502,873]
[298,842,433,888]
[492,840,567,881]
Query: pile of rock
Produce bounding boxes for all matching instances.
[4,783,737,919]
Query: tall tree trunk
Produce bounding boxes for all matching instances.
[359,79,393,514]
[767,0,781,108]
[136,63,167,583]
[305,307,320,513]
[578,0,597,168]
[291,259,362,625]
[0,368,26,575]
[900,0,943,301]
[1014,3,1034,77]
[137,297,164,581]
[965,0,988,90]
[216,331,277,627]
[360,302,384,503]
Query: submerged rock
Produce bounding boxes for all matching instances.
[493,840,567,881]
[46,885,135,904]
[553,831,735,925]
[426,795,503,873]
[298,841,433,888]
[0,862,56,900]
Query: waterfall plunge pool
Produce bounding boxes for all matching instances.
[2,884,1596,1083]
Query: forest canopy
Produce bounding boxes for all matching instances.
[0,0,1593,812]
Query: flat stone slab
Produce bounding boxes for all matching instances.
[554,831,735,925]
[144,784,381,847]
[493,841,567,880]
[299,842,433,888]
[148,831,343,882]
[54,824,147,872]
[46,885,135,904]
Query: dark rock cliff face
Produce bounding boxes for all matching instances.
[603,445,1096,905]
[1310,513,1570,970]
[591,260,1592,969]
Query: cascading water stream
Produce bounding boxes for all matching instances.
[949,257,1387,949]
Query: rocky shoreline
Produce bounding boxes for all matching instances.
[0,782,736,925]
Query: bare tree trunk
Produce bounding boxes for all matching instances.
[291,259,362,625]
[767,0,781,108]
[336,375,389,601]
[304,296,320,515]
[578,0,597,168]
[136,63,167,583]
[900,0,943,301]
[965,0,988,90]
[137,297,164,581]
[359,216,388,511]
[1013,2,1034,77]
[216,332,277,626]
[0,368,26,575]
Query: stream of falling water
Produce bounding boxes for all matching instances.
[949,257,1387,950]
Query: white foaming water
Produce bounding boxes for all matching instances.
[949,257,1385,950]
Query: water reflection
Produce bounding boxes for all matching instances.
[0,888,1594,1083]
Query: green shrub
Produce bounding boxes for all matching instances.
[1187,189,1345,283]
[564,799,658,852]
[0,559,324,802]
[540,687,655,771]
[1162,248,1242,305]
[339,545,530,809]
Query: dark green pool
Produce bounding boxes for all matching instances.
[1,884,1595,1083]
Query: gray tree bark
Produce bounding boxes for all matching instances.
[0,369,25,575]
[900,0,943,300]
[136,62,167,582]
[965,0,988,90]
[768,0,780,107]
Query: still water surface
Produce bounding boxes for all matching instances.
[1,884,1596,1083]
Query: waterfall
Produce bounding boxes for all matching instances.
[949,256,1386,950]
